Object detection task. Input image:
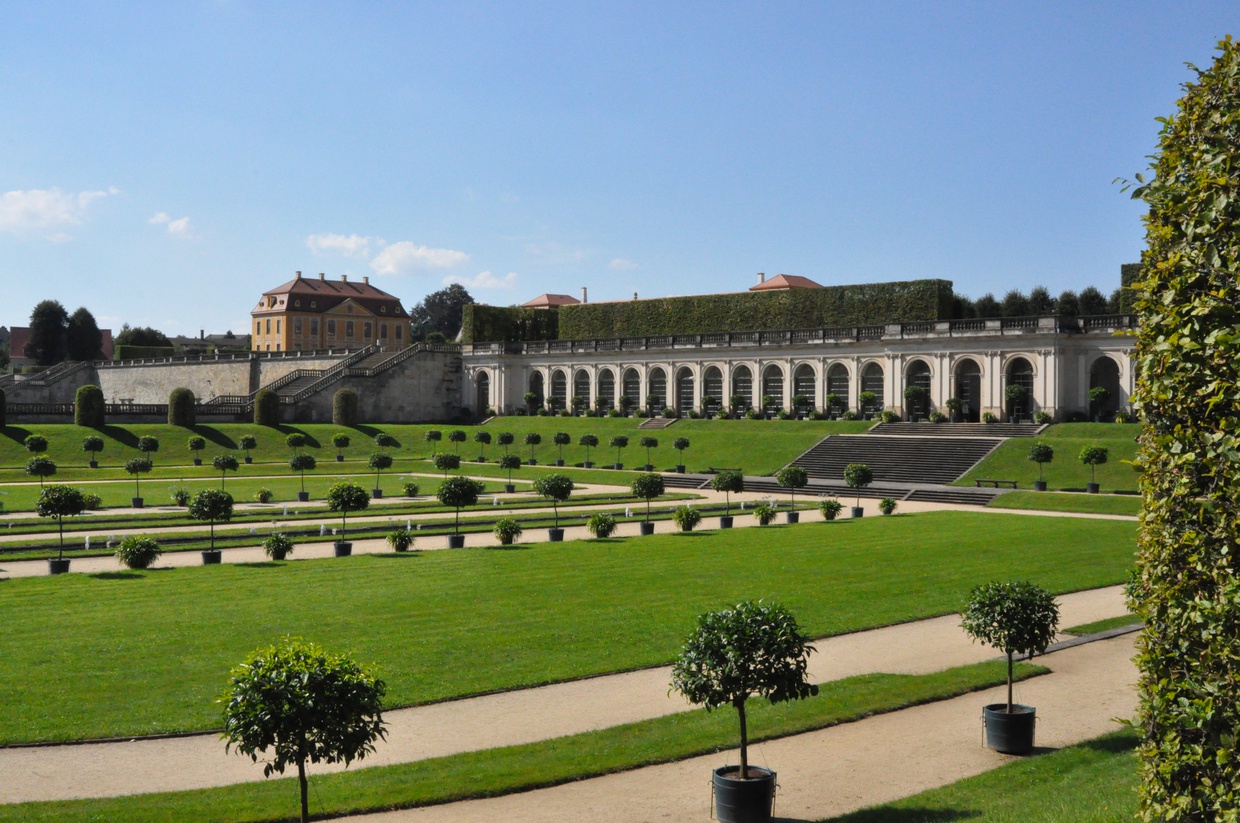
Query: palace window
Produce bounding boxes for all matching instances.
[327,320,336,337]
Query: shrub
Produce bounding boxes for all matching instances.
[24,434,48,454]
[115,536,162,569]
[75,384,106,427]
[402,481,420,497]
[841,410,858,420]
[167,387,196,427]
[333,389,358,426]
[171,487,191,506]
[587,512,617,538]
[818,499,843,520]
[385,528,415,552]
[662,407,676,418]
[928,411,947,423]
[263,533,294,560]
[255,487,274,504]
[493,518,523,545]
[878,497,898,515]
[880,410,900,423]
[745,409,762,420]
[982,412,999,423]
[253,388,279,426]
[1033,410,1054,424]
[776,410,791,420]
[672,505,701,532]
[961,580,1059,712]
[81,492,102,510]
[753,503,777,526]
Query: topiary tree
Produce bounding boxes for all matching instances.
[671,601,818,780]
[473,430,491,461]
[497,431,515,456]
[711,470,744,516]
[124,457,152,500]
[1027,441,1054,484]
[1079,445,1108,485]
[368,452,393,492]
[374,432,397,450]
[239,435,258,463]
[325,480,369,540]
[213,454,240,490]
[187,435,206,464]
[286,432,307,454]
[579,433,598,465]
[26,456,56,488]
[553,431,571,463]
[424,429,442,457]
[331,432,350,461]
[253,388,279,426]
[289,453,317,496]
[168,387,196,427]
[1004,384,1028,419]
[24,434,48,455]
[776,465,808,506]
[639,436,658,468]
[221,639,386,823]
[433,452,460,477]
[499,453,521,487]
[1123,40,1240,818]
[82,435,105,467]
[448,429,467,454]
[630,472,664,523]
[189,488,234,552]
[37,484,85,561]
[961,581,1059,713]
[524,432,542,463]
[532,473,574,529]
[1088,385,1111,419]
[332,388,358,426]
[436,475,485,534]
[673,436,690,470]
[137,436,159,466]
[75,384,105,428]
[609,435,628,467]
[843,462,873,508]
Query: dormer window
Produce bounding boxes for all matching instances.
[310,301,316,308]
[380,306,386,313]
[294,299,301,307]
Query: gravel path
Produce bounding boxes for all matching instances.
[0,585,1126,804]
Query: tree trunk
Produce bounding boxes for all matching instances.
[1007,651,1014,713]
[737,700,749,778]
[298,758,308,823]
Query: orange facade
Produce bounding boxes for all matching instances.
[251,272,410,352]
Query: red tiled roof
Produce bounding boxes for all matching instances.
[521,293,582,308]
[254,273,408,317]
[749,274,823,291]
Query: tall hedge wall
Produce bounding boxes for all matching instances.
[461,305,560,344]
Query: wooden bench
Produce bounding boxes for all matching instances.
[974,479,1018,489]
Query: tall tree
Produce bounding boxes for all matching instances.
[1056,290,1080,317]
[408,284,474,341]
[25,300,69,366]
[973,293,1001,318]
[999,289,1029,317]
[115,324,172,348]
[1124,36,1240,822]
[66,307,104,361]
[1077,286,1108,315]
[1027,286,1055,316]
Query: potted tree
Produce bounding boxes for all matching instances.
[729,393,748,418]
[673,505,702,532]
[26,456,57,488]
[753,503,777,526]
[329,432,349,462]
[493,518,523,546]
[497,431,515,459]
[263,533,294,561]
[579,433,598,467]
[532,473,574,541]
[116,535,162,569]
[137,435,159,466]
[524,432,542,464]
[368,452,393,498]
[188,435,206,466]
[824,393,842,419]
[374,432,398,452]
[571,395,586,416]
[903,385,928,422]
[1028,442,1054,491]
[639,436,659,471]
[424,429,442,457]
[1005,385,1029,423]
[619,395,635,417]
[290,453,317,502]
[1089,386,1111,422]
[189,488,233,564]
[436,475,484,548]
[630,473,664,535]
[434,452,461,477]
[239,434,258,464]
[819,498,843,521]
[776,465,808,523]
[712,470,744,528]
[1079,445,1108,494]
[858,391,878,420]
[326,480,369,556]
[124,457,153,507]
[24,434,49,458]
[961,580,1060,754]
[213,453,240,491]
[499,454,521,493]
[523,391,539,414]
[448,429,467,454]
[945,396,963,423]
[609,435,629,469]
[843,462,873,518]
[82,435,104,469]
[671,601,819,823]
[673,437,690,473]
[553,431,571,466]
[38,484,86,574]
[474,431,491,462]
[878,497,898,515]
[285,432,307,457]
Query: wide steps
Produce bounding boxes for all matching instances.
[870,422,1043,438]
[275,374,327,397]
[639,417,679,429]
[790,435,1001,485]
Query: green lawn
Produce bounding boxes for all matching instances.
[1064,614,1142,635]
[0,660,1045,823]
[0,510,1135,745]
[988,491,1141,516]
[822,729,1138,822]
[957,423,1141,492]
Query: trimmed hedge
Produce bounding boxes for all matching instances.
[333,389,358,427]
[0,387,5,427]
[167,387,196,427]
[461,304,561,344]
[253,388,279,426]
[74,384,105,428]
[114,344,177,361]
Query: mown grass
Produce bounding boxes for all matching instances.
[1064,614,1142,635]
[956,423,1141,492]
[0,660,1045,823]
[988,491,1140,517]
[822,729,1139,822]
[0,510,1135,744]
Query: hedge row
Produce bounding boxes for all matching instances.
[114,344,177,360]
[461,304,561,344]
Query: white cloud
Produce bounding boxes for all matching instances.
[306,232,373,258]
[149,212,194,238]
[0,187,117,237]
[609,258,638,270]
[444,270,518,290]
[370,241,470,275]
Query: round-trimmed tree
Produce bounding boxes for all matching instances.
[1028,442,1054,484]
[497,431,515,456]
[26,456,56,488]
[433,452,460,476]
[424,429,443,456]
[213,454,240,490]
[630,472,665,523]
[639,436,658,468]
[368,452,393,492]
[711,470,744,516]
[609,435,629,467]
[1079,445,1108,485]
[137,436,159,465]
[168,387,196,427]
[776,465,808,506]
[188,488,234,551]
[673,437,690,469]
[473,430,491,461]
[524,432,541,463]
[254,388,279,426]
[436,475,485,534]
[448,429,467,454]
[843,462,873,508]
[289,453,317,495]
[579,433,599,465]
[499,454,521,486]
[332,388,359,426]
[331,432,350,460]
[75,384,106,428]
[239,435,258,462]
[553,431,571,463]
[187,435,206,463]
[532,473,574,529]
[124,457,153,500]
[325,480,369,540]
[24,434,48,455]
[36,484,85,561]
[82,435,105,466]
[961,581,1059,713]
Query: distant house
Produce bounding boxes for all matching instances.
[5,326,113,368]
[251,271,411,352]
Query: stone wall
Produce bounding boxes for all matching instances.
[291,350,463,424]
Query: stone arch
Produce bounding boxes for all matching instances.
[702,365,724,411]
[793,363,817,412]
[826,362,850,414]
[761,364,785,408]
[675,366,695,412]
[597,367,616,410]
[622,368,641,408]
[731,365,754,410]
[953,358,982,422]
[474,370,491,412]
[861,361,885,413]
[1005,356,1035,419]
[573,369,591,409]
[528,371,545,408]
[647,367,668,410]
[550,369,568,411]
[1089,356,1122,418]
[904,359,932,419]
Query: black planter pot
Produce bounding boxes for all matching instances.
[548,528,565,542]
[48,558,71,575]
[556,459,565,467]
[785,511,800,524]
[132,497,144,509]
[504,484,515,493]
[333,541,352,557]
[851,506,864,518]
[447,534,465,549]
[372,489,384,499]
[528,458,537,465]
[982,703,1036,754]
[245,456,253,464]
[1086,482,1100,494]
[676,465,685,473]
[477,457,486,463]
[613,462,623,470]
[1034,480,1048,492]
[335,455,343,462]
[201,549,222,565]
[639,522,655,536]
[297,491,310,502]
[644,464,654,472]
[583,461,594,468]
[720,515,734,529]
[712,765,776,823]
[193,458,202,466]
[89,460,98,469]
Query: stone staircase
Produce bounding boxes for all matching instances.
[789,434,1002,485]
[638,416,679,430]
[869,421,1044,438]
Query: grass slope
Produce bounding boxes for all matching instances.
[988,491,1140,516]
[0,511,1135,744]
[956,423,1141,492]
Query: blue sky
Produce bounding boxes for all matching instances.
[0,2,1234,336]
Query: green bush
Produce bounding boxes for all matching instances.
[402,481,420,497]
[254,388,279,426]
[753,503,777,526]
[587,512,617,538]
[819,499,843,520]
[333,389,358,426]
[167,387,196,427]
[81,492,102,510]
[171,487,191,507]
[115,536,162,570]
[262,533,294,560]
[672,506,702,532]
[255,487,273,504]
[878,497,898,515]
[74,384,106,427]
[493,518,523,545]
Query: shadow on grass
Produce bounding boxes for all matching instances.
[274,425,321,450]
[1081,730,1139,754]
[99,425,139,448]
[820,808,981,822]
[235,561,283,569]
[191,424,237,450]
[487,544,532,551]
[370,552,423,560]
[2,426,34,444]
[88,571,145,580]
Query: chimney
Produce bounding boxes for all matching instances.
[633,292,638,300]
[200,329,204,339]
[757,272,766,284]
[295,270,302,279]
[363,276,369,285]
[581,286,588,304]
[341,274,348,282]
[318,272,325,280]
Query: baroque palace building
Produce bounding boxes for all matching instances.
[250,271,410,353]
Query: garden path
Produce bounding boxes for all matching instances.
[0,586,1127,803]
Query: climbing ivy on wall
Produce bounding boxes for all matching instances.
[1125,36,1240,821]
[460,305,560,344]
